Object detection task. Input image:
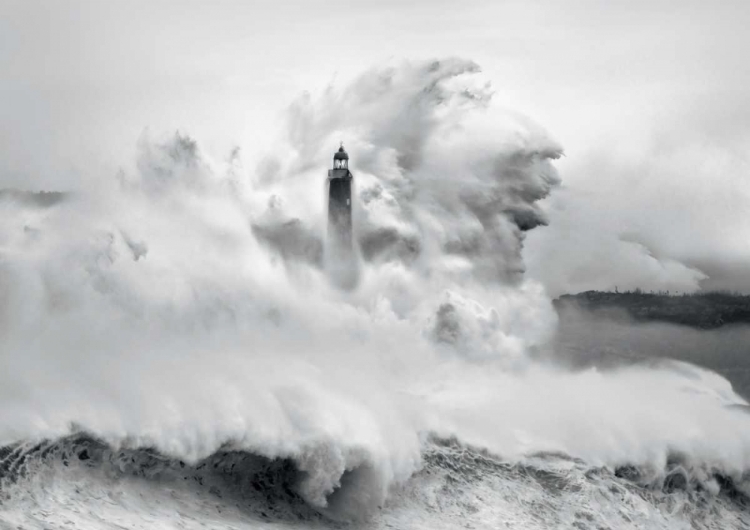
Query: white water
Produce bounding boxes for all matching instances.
[1,59,749,528]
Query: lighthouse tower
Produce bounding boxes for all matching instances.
[327,143,353,251]
[326,143,357,288]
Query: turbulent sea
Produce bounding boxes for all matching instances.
[3,433,750,529]
[2,59,750,529]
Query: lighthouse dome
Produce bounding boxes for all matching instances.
[334,145,349,160]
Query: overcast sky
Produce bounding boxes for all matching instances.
[2,0,748,294]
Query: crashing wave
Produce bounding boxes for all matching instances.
[1,59,750,528]
[2,434,749,528]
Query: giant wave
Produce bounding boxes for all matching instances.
[1,59,750,529]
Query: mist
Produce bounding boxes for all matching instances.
[2,59,750,522]
[551,304,750,400]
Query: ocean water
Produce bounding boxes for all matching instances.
[3,434,749,529]
[1,59,749,529]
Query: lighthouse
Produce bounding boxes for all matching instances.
[327,143,353,251]
[326,143,357,288]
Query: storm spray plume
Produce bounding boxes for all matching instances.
[1,59,750,529]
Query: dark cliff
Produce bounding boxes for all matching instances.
[554,290,750,329]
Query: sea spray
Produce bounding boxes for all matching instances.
[1,60,749,526]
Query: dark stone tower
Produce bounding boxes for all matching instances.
[326,143,358,289]
[327,143,353,252]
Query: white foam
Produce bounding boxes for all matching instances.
[1,60,749,519]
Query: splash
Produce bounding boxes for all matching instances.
[0,59,749,522]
